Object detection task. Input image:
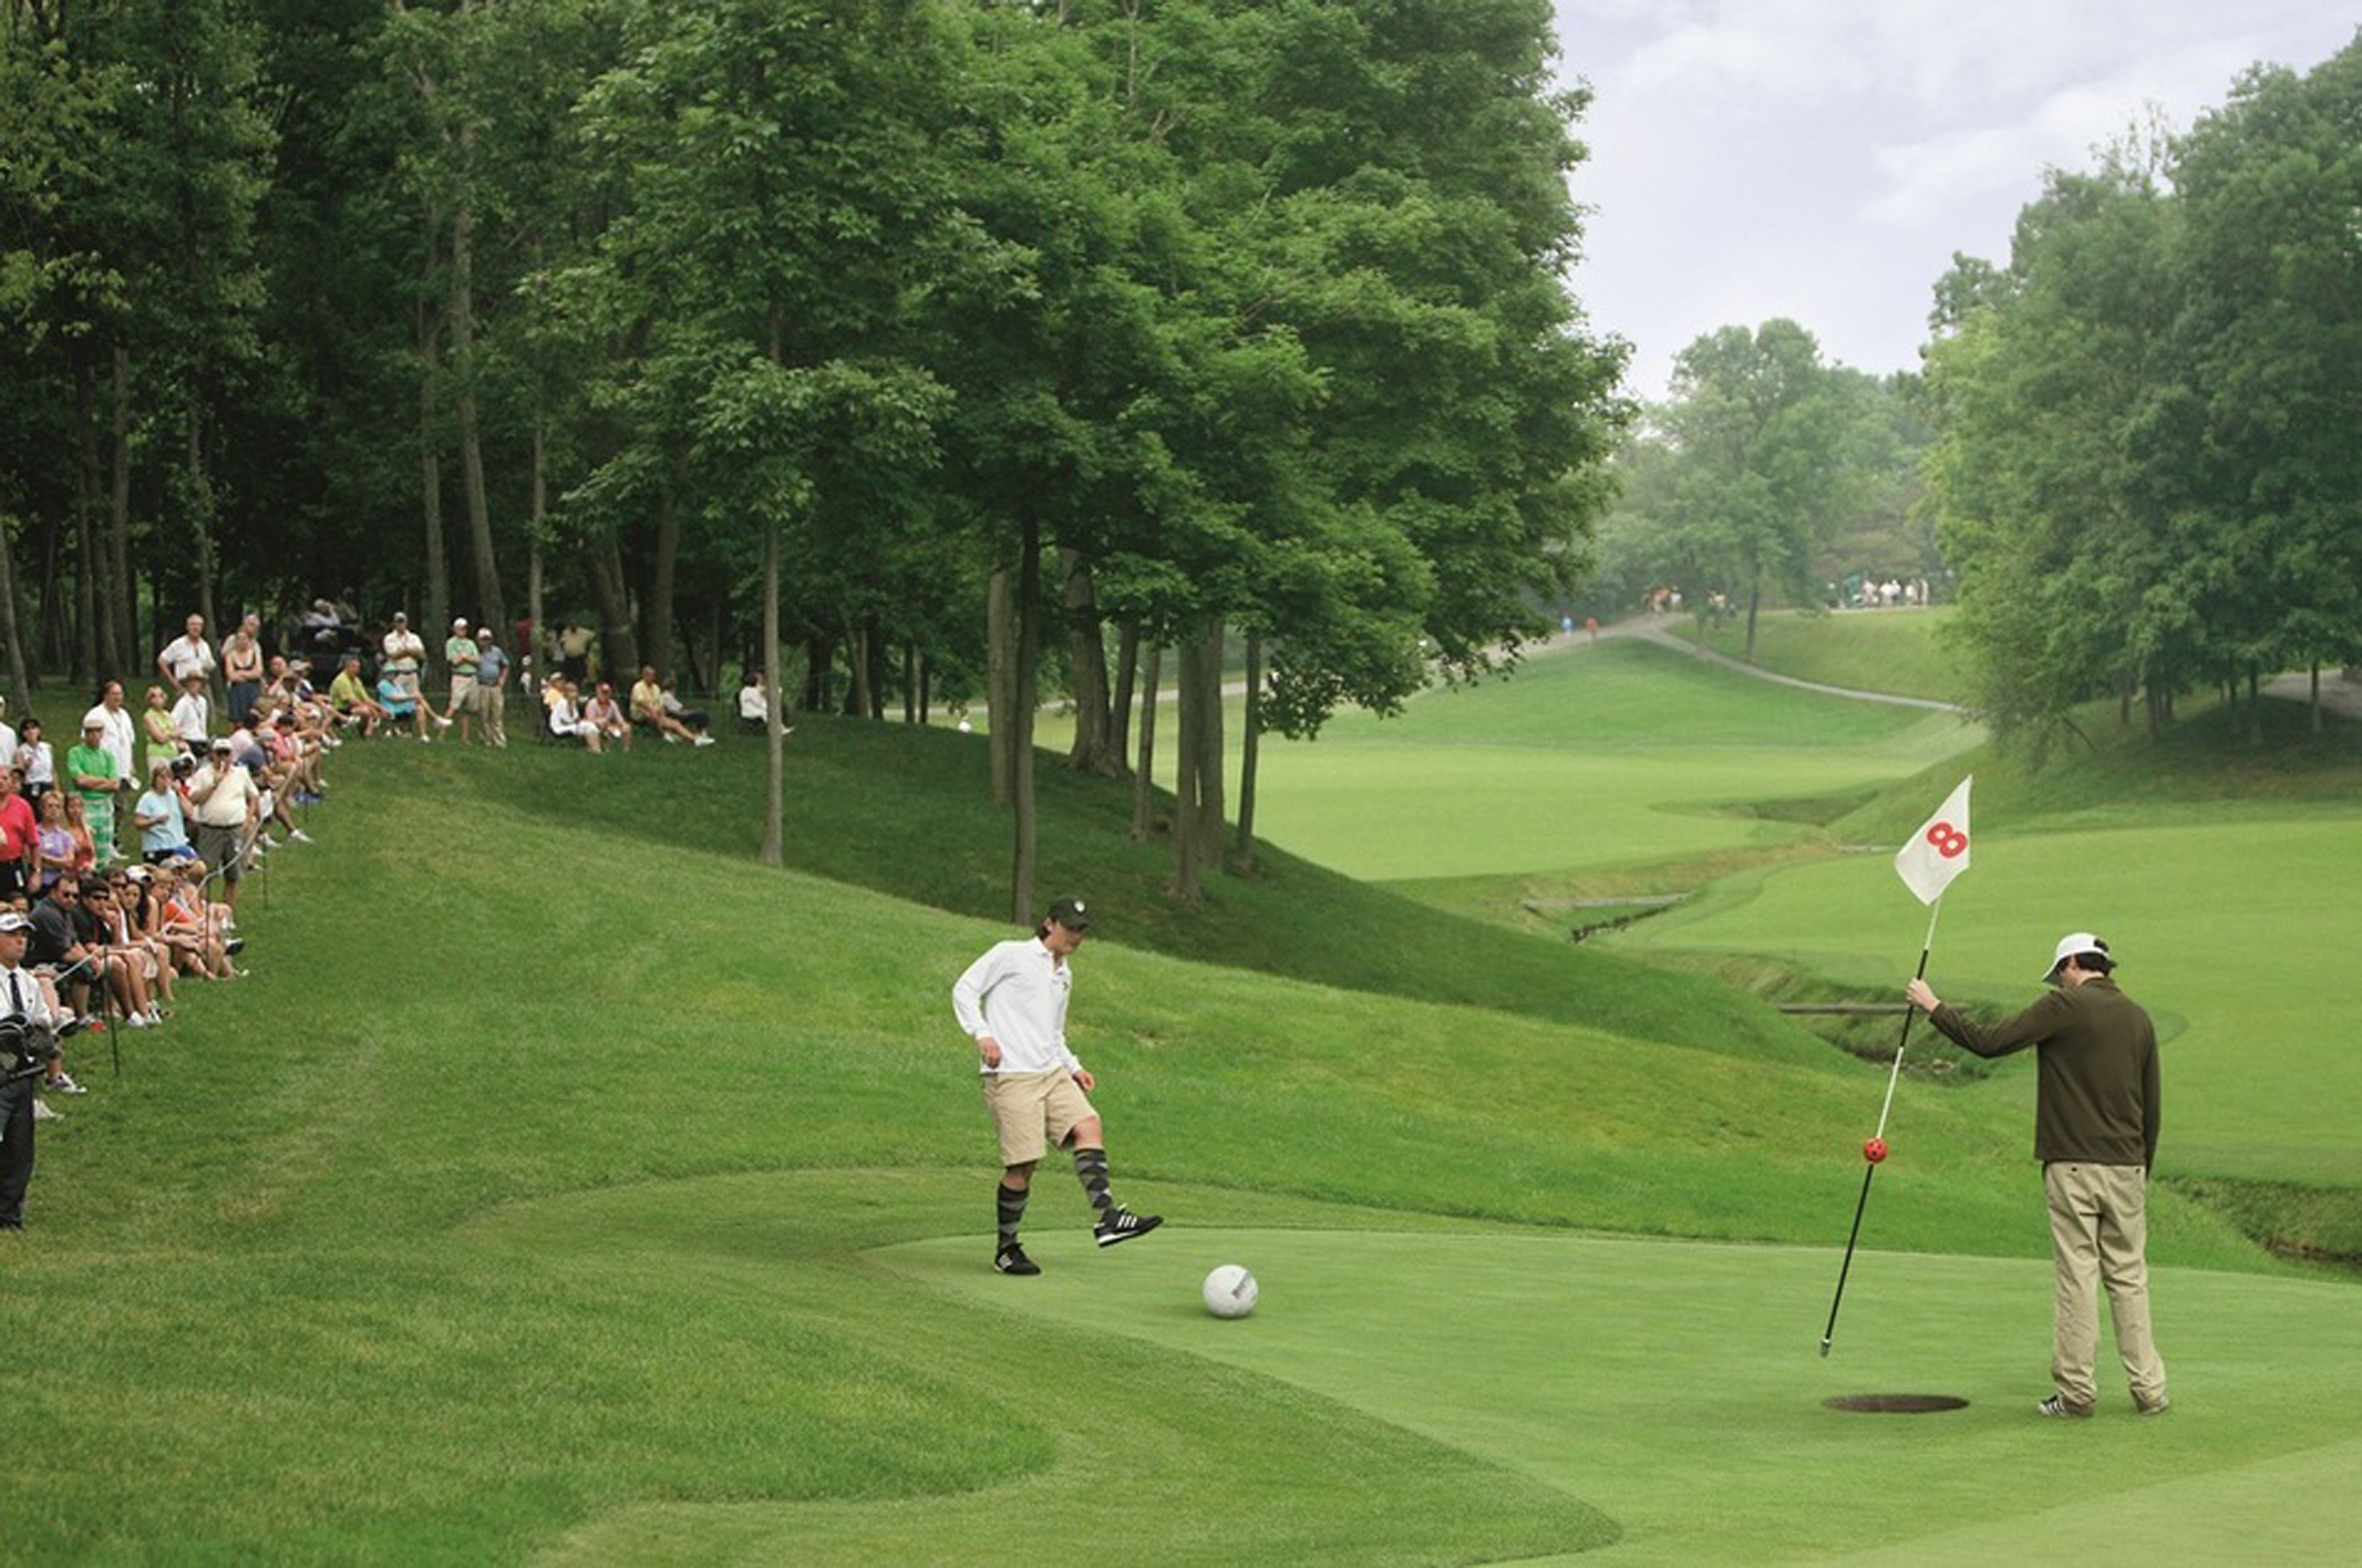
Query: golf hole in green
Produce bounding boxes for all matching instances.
[1824,1395,1970,1415]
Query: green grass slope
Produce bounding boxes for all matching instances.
[1697,605,1967,704]
[2,747,2290,1560]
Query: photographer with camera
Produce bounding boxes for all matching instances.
[187,738,259,912]
[0,908,65,1229]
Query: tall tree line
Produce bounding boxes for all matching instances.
[1923,37,2362,746]
[2,0,1625,907]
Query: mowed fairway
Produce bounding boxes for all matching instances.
[1246,638,1978,880]
[1612,815,2362,1186]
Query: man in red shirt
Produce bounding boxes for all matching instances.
[0,767,35,900]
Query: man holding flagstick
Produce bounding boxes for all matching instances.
[1819,775,1973,1357]
[1907,934,2171,1419]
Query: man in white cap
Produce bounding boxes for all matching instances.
[951,896,1161,1275]
[1907,933,2168,1419]
[444,618,480,743]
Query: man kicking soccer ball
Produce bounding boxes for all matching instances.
[952,896,1161,1275]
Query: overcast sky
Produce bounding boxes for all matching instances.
[1549,2,2360,400]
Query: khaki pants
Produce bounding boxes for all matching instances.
[2045,1160,2168,1410]
[472,683,506,745]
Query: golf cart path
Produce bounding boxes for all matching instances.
[1607,618,1970,713]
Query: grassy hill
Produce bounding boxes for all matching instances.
[7,675,2357,1561]
[1695,605,1968,704]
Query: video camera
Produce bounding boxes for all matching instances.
[171,752,198,780]
[0,1018,61,1085]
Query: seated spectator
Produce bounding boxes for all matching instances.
[375,673,431,742]
[630,666,711,745]
[583,682,632,752]
[134,764,197,865]
[84,876,168,1023]
[31,875,144,1031]
[546,680,602,752]
[737,673,768,734]
[329,655,387,737]
[147,862,234,980]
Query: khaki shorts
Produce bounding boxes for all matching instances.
[982,1070,1096,1167]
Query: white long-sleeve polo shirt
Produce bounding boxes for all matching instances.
[951,937,1080,1076]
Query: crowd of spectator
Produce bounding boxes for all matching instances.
[3,604,761,1204]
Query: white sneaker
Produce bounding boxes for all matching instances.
[435,714,454,730]
[48,1072,87,1095]
[125,1012,149,1029]
[289,828,314,844]
[694,734,715,747]
[31,1099,58,1122]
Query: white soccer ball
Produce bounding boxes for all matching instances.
[1201,1263,1258,1319]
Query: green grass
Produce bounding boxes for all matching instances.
[1696,605,1968,703]
[8,636,2360,1562]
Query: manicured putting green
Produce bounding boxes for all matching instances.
[1613,814,2362,1186]
[884,1225,2362,1566]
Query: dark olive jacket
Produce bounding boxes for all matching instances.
[1927,976,2159,1169]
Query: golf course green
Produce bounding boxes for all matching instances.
[7,609,2357,1562]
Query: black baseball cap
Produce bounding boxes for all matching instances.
[1047,896,1090,930]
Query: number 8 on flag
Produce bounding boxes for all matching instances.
[1894,776,1972,905]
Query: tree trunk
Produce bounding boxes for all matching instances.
[74,359,102,684]
[528,394,547,693]
[1234,628,1262,871]
[803,632,832,712]
[2247,665,2262,748]
[1743,568,1762,662]
[185,403,222,692]
[648,467,680,678]
[415,282,450,652]
[0,516,33,712]
[1192,617,1227,870]
[104,343,133,680]
[2310,662,2323,735]
[845,615,872,718]
[1010,519,1042,924]
[760,517,783,867]
[1110,618,1140,777]
[1171,628,1201,900]
[450,168,505,638]
[1131,638,1161,842]
[902,638,918,723]
[1062,546,1117,775]
[585,534,639,677]
[987,566,1015,808]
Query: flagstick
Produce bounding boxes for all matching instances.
[1819,895,1943,1358]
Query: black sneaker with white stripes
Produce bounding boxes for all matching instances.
[2034,1393,2094,1419]
[993,1242,1041,1276]
[1093,1207,1163,1248]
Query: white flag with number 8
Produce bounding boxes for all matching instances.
[1894,775,1972,905]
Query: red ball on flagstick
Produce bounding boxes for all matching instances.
[1863,1137,1889,1164]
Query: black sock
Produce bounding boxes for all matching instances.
[1072,1147,1113,1215]
[997,1181,1028,1248]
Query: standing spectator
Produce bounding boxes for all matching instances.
[380,613,447,742]
[156,613,217,688]
[31,790,72,893]
[473,629,509,749]
[583,682,632,752]
[557,620,593,685]
[0,908,62,1228]
[1908,934,2170,1418]
[444,619,480,743]
[221,614,265,729]
[187,738,259,911]
[65,718,120,866]
[140,685,180,777]
[170,673,212,756]
[15,717,54,808]
[0,767,35,900]
[81,682,137,858]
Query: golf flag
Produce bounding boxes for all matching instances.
[1894,775,1972,905]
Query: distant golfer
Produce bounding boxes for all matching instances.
[1907,933,2169,1418]
[952,896,1161,1275]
